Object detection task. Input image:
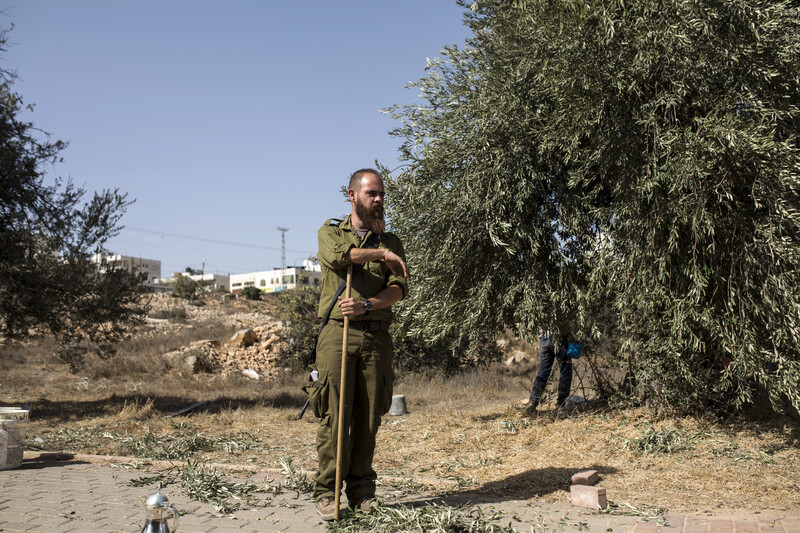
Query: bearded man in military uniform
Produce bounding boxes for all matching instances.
[310,168,410,520]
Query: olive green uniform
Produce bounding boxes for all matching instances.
[309,216,408,503]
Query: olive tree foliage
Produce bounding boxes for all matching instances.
[383,0,800,413]
[172,275,214,300]
[0,27,146,369]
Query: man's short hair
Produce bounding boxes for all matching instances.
[349,168,382,192]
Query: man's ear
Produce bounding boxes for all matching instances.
[347,188,356,203]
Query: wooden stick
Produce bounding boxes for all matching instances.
[161,401,206,419]
[333,265,353,520]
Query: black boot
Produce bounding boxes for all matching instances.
[526,397,539,412]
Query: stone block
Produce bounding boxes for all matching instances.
[709,519,733,532]
[190,339,221,348]
[182,353,198,372]
[571,469,600,485]
[734,522,758,533]
[228,329,258,348]
[241,368,260,380]
[570,484,608,509]
[162,350,184,365]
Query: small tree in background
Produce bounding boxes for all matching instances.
[0,26,146,370]
[239,286,263,301]
[172,276,199,300]
[274,283,320,371]
[384,0,800,413]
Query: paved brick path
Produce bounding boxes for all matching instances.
[0,455,797,532]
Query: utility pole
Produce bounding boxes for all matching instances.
[277,227,289,271]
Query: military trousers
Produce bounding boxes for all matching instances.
[309,322,394,502]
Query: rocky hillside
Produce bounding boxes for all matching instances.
[143,292,290,381]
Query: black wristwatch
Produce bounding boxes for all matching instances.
[363,299,373,312]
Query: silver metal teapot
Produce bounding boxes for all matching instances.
[140,484,179,533]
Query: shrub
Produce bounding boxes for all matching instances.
[181,348,215,373]
[239,286,262,301]
[173,276,199,300]
[273,285,320,371]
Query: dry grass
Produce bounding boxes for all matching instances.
[2,319,798,517]
[376,380,800,513]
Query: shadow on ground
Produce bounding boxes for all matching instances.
[18,392,308,423]
[390,464,618,507]
[19,453,90,469]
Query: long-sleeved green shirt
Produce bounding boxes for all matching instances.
[316,215,408,322]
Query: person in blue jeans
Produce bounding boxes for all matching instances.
[527,334,573,410]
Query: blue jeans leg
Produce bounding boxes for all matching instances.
[529,343,556,406]
[555,349,573,406]
[530,336,572,407]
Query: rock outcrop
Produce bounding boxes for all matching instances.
[162,323,289,378]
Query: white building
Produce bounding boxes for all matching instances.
[230,266,321,294]
[91,254,161,284]
[156,272,230,291]
[303,258,321,272]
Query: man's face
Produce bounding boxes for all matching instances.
[350,173,385,233]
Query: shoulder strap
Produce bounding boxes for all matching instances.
[308,232,381,365]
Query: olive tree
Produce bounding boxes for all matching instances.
[383,0,800,413]
[1,27,146,369]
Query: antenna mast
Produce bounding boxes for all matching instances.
[277,227,289,270]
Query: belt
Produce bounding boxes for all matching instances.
[328,318,390,332]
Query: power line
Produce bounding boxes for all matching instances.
[123,226,313,255]
[109,238,274,260]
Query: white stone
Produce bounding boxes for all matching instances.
[241,368,260,380]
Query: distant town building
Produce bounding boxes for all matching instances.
[230,265,321,294]
[155,272,230,291]
[91,253,161,284]
[303,258,321,272]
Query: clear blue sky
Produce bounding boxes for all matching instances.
[2,1,472,275]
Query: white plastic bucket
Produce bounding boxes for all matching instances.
[0,407,29,470]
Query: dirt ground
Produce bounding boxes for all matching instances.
[1,293,798,516]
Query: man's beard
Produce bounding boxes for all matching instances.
[355,197,385,234]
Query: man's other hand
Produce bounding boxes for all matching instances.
[384,250,411,278]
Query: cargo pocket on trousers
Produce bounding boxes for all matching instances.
[379,368,395,417]
[309,369,329,420]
